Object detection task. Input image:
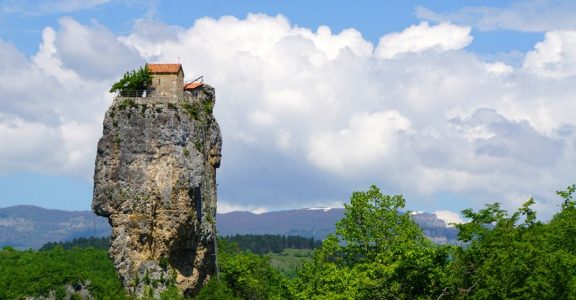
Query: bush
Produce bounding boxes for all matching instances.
[109,65,152,96]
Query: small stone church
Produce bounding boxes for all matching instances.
[147,63,204,98]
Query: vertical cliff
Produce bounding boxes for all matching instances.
[92,85,221,298]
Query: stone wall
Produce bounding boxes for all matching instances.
[150,71,184,98]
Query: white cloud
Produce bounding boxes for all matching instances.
[53,17,144,80]
[276,129,292,150]
[433,210,464,226]
[416,1,576,32]
[248,110,275,126]
[0,18,133,178]
[375,22,472,59]
[307,111,412,175]
[217,200,268,214]
[2,14,576,217]
[485,62,513,76]
[0,113,65,173]
[523,30,576,78]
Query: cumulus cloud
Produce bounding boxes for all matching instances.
[53,17,144,80]
[524,30,576,78]
[375,22,473,59]
[307,111,412,175]
[218,200,268,214]
[0,18,136,177]
[2,14,576,216]
[416,0,576,32]
[433,210,465,226]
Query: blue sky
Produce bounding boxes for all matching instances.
[1,1,543,56]
[1,0,576,222]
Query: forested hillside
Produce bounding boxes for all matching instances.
[40,236,111,251]
[2,185,575,299]
[221,234,321,254]
[0,246,127,299]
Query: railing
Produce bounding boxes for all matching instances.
[186,76,204,85]
[113,90,157,98]
[114,90,187,98]
[113,90,185,105]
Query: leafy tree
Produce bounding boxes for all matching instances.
[109,65,152,96]
[543,184,576,299]
[446,186,576,299]
[445,200,546,298]
[336,186,427,262]
[291,185,451,299]
[197,239,288,300]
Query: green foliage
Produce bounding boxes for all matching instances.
[558,183,576,209]
[287,184,576,299]
[204,100,214,114]
[118,98,138,110]
[194,140,203,152]
[40,236,110,251]
[443,185,576,299]
[180,101,201,120]
[198,240,288,299]
[206,213,215,225]
[109,65,152,96]
[159,256,169,270]
[336,185,427,262]
[0,246,128,299]
[196,278,237,299]
[6,185,576,299]
[160,284,185,300]
[290,185,451,299]
[267,249,314,278]
[221,234,322,254]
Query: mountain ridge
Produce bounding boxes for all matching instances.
[0,205,459,249]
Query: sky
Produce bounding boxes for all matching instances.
[1,0,575,222]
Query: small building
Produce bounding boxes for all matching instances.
[148,63,184,97]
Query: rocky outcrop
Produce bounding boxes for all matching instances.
[92,85,221,298]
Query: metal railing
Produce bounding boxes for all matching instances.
[186,76,204,84]
[115,90,188,98]
[113,90,157,98]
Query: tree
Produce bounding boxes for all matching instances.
[291,185,451,299]
[109,65,152,96]
[197,240,288,300]
[447,186,576,299]
[336,185,427,262]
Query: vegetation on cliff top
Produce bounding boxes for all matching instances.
[109,65,152,96]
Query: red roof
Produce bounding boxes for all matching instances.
[147,63,182,74]
[183,82,204,90]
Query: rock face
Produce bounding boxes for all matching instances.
[92,85,221,298]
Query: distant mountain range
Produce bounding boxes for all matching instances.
[0,205,110,249]
[217,208,459,244]
[0,205,458,249]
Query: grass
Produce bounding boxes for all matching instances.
[266,248,314,278]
